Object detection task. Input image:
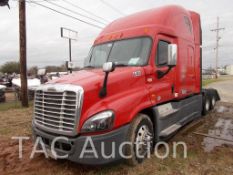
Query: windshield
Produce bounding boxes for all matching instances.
[85,37,152,68]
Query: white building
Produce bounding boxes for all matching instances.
[225,65,233,75]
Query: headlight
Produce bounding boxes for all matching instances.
[81,110,115,133]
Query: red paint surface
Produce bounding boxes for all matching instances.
[50,5,201,133]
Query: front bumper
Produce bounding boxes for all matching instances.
[32,123,130,165]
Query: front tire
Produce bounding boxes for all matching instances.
[125,114,154,166]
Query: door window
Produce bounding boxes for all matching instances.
[156,40,170,66]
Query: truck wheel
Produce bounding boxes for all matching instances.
[210,96,216,109]
[125,114,154,166]
[202,95,210,115]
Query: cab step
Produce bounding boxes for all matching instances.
[159,124,182,137]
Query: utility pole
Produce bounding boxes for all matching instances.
[211,17,225,79]
[69,38,72,73]
[19,0,28,107]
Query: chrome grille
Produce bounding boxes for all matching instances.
[33,84,83,135]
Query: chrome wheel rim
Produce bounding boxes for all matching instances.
[205,100,210,111]
[135,125,153,156]
[212,97,216,107]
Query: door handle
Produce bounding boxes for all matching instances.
[171,84,175,94]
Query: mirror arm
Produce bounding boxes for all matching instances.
[99,62,115,98]
[157,66,173,79]
[99,72,109,98]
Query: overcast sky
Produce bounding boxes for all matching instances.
[0,0,233,68]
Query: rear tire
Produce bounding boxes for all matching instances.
[210,96,216,109]
[202,95,210,115]
[125,114,154,166]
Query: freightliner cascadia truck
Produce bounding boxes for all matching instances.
[32,5,220,165]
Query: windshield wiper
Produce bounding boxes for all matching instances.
[83,65,95,69]
[115,63,128,67]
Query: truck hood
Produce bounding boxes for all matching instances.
[48,68,106,89]
[48,67,147,130]
[48,67,145,91]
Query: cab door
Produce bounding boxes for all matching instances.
[147,35,176,105]
[187,46,195,93]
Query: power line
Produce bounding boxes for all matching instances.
[100,0,125,16]
[43,0,107,26]
[62,0,110,23]
[27,0,104,29]
[13,0,58,2]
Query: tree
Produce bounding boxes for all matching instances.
[45,64,67,73]
[0,61,20,74]
[28,66,38,76]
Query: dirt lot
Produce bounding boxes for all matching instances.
[0,101,232,175]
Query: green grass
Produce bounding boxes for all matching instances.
[0,101,33,111]
[202,78,222,87]
[0,101,22,111]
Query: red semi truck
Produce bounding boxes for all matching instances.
[32,5,220,165]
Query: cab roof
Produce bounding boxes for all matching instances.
[94,5,200,44]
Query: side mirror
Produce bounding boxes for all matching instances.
[167,44,177,66]
[99,62,115,98]
[103,62,115,72]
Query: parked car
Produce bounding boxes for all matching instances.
[0,85,6,102]
[0,77,10,87]
[12,78,41,100]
